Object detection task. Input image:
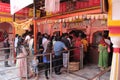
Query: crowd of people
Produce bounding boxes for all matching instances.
[3,30,113,80]
[12,30,88,79]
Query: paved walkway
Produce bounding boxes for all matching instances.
[0,63,110,80]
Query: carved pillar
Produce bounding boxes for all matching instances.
[109,28,120,80]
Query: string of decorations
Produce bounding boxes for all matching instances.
[37,14,107,25]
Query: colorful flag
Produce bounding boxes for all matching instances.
[10,0,33,15]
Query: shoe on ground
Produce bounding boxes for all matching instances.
[46,76,49,79]
[5,65,11,67]
[56,72,61,75]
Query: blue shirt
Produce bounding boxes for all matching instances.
[43,56,49,63]
[53,41,66,56]
[31,59,39,66]
[43,52,50,63]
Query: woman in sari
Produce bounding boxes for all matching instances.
[16,38,28,79]
[98,38,109,70]
[69,30,82,61]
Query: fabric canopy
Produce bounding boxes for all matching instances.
[13,19,33,35]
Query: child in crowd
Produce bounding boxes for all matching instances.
[31,55,39,78]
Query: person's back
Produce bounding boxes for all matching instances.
[61,33,70,48]
[14,35,18,48]
[3,37,11,67]
[29,38,34,49]
[25,33,31,46]
[53,37,67,75]
[73,37,81,61]
[42,39,52,79]
[16,41,28,78]
[61,37,70,48]
[81,38,88,53]
[29,37,34,55]
[54,41,66,55]
[3,38,10,53]
[81,38,89,64]
[37,35,42,49]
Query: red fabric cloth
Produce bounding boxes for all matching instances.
[99,38,108,46]
[73,38,81,61]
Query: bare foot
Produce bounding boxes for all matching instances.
[100,68,104,71]
[35,76,39,80]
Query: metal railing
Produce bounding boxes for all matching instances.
[89,66,111,80]
[0,46,84,80]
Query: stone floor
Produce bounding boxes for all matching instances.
[0,63,110,80]
[0,45,110,80]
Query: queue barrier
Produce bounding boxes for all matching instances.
[0,46,83,80]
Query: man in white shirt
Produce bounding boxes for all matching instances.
[14,34,18,55]
[42,33,48,46]
[25,33,31,46]
[29,35,34,55]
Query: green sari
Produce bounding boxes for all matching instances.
[98,44,108,68]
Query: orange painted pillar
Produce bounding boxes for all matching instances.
[60,22,62,36]
[40,24,43,34]
[33,19,37,54]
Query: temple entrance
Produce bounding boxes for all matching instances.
[0,22,14,47]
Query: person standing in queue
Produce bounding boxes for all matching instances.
[3,36,11,67]
[53,36,67,75]
[61,33,71,68]
[16,37,28,79]
[98,38,109,70]
[42,35,52,79]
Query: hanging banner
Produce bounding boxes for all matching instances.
[13,19,33,35]
[45,0,60,12]
[10,0,33,15]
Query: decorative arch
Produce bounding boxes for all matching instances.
[92,31,103,46]
[0,22,15,42]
